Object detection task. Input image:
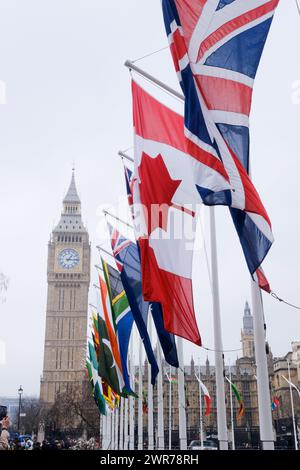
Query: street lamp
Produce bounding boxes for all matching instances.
[17,385,23,434]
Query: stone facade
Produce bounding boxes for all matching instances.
[241,301,255,358]
[133,304,300,447]
[40,172,90,404]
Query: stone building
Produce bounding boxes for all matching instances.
[271,343,300,445]
[40,171,90,404]
[241,301,255,358]
[134,302,300,448]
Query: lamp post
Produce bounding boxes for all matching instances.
[287,360,298,451]
[17,385,23,434]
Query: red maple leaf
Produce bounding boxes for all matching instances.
[138,153,182,234]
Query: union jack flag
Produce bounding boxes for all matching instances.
[110,226,131,272]
[124,164,135,209]
[162,0,279,285]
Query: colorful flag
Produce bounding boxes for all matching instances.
[91,311,100,360]
[271,396,280,411]
[86,343,106,415]
[97,310,127,397]
[109,223,179,370]
[226,377,245,418]
[123,166,180,368]
[98,274,125,395]
[124,164,135,217]
[199,380,211,417]
[142,390,148,414]
[101,379,120,410]
[132,80,205,345]
[101,259,136,396]
[108,228,158,385]
[162,0,278,286]
[168,376,178,384]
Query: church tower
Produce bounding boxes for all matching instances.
[241,301,255,358]
[40,171,90,403]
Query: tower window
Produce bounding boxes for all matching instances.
[72,236,74,242]
[75,236,78,242]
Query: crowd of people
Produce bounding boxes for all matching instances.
[0,416,100,450]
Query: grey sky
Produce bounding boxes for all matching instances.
[0,0,299,398]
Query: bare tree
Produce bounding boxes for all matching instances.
[44,384,100,439]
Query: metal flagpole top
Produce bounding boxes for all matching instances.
[103,209,133,229]
[124,59,184,102]
[118,150,134,163]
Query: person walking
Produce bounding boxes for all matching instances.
[0,416,10,450]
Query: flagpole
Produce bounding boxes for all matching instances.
[102,413,107,449]
[111,410,115,450]
[148,316,154,450]
[287,359,298,450]
[210,207,228,450]
[197,360,204,449]
[129,334,135,450]
[251,280,274,450]
[177,337,187,450]
[115,407,119,450]
[228,365,235,450]
[167,366,172,450]
[125,60,184,101]
[124,397,129,450]
[107,412,112,450]
[157,343,165,450]
[124,60,227,450]
[138,338,143,450]
[119,398,124,450]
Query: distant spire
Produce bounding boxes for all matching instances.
[190,356,195,376]
[206,356,210,377]
[244,301,251,316]
[63,169,81,204]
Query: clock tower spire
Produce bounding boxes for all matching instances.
[40,171,90,404]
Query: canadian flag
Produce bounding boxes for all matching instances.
[132,80,232,346]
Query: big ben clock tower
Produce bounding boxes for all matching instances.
[40,171,90,404]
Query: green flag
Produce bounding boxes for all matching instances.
[86,343,106,416]
[102,260,136,396]
[97,314,127,397]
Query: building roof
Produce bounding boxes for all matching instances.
[63,170,81,204]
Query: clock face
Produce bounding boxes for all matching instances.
[58,249,80,269]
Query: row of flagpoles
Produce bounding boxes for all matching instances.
[84,0,287,451]
[95,347,249,451]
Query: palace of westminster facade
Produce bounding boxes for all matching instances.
[39,173,300,446]
[138,304,300,447]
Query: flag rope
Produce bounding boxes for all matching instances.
[131,46,169,64]
[270,292,300,311]
[201,345,242,353]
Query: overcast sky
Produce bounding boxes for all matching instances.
[0,0,300,398]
